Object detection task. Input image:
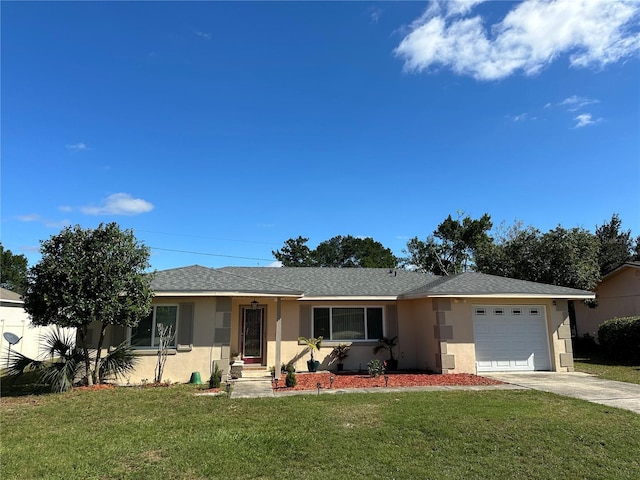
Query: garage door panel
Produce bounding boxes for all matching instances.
[474,305,551,372]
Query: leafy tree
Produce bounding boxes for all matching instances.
[476,223,600,290]
[404,213,492,275]
[272,236,314,266]
[595,213,633,275]
[273,235,397,268]
[0,243,28,294]
[313,235,397,268]
[23,223,153,385]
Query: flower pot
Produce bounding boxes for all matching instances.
[307,360,320,372]
[386,359,398,371]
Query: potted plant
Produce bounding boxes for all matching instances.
[330,343,350,372]
[373,336,398,371]
[298,336,322,372]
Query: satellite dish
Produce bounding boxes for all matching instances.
[3,332,21,345]
[3,332,22,366]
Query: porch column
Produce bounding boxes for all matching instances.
[275,297,282,380]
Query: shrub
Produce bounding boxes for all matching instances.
[598,316,640,363]
[572,333,599,357]
[209,363,222,389]
[285,369,297,388]
[367,359,385,378]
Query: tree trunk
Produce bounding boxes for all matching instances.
[78,326,93,386]
[92,322,108,384]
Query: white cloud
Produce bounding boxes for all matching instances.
[560,95,600,111]
[81,193,154,216]
[17,214,43,222]
[66,142,90,152]
[573,113,601,128]
[192,29,211,40]
[394,0,640,81]
[16,214,70,228]
[368,6,382,24]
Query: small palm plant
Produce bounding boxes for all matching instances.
[5,326,138,392]
[330,343,350,371]
[373,336,398,370]
[298,336,322,372]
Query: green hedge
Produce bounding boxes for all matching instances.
[598,316,640,363]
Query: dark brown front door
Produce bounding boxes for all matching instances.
[242,307,264,364]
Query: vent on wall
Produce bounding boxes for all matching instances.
[512,308,522,315]
[529,308,539,315]
[475,308,486,315]
[493,308,505,315]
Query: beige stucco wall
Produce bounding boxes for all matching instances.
[425,298,573,374]
[124,296,219,384]
[574,267,640,339]
[104,294,576,383]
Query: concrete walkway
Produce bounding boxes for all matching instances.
[230,378,274,399]
[485,372,640,414]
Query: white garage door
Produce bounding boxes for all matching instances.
[473,305,551,372]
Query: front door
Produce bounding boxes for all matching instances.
[242,307,264,364]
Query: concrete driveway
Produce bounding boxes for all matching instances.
[485,372,640,414]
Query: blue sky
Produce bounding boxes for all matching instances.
[2,0,639,271]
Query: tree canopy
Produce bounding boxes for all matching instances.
[23,223,154,385]
[475,224,600,291]
[595,213,635,276]
[404,213,493,275]
[0,243,28,294]
[273,235,397,268]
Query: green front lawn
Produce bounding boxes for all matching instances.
[1,385,639,479]
[574,355,640,385]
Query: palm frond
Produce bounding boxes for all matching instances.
[99,342,138,383]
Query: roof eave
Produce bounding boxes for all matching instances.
[298,295,398,301]
[153,291,303,298]
[399,293,595,300]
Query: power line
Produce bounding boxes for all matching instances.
[149,246,274,262]
[136,229,280,247]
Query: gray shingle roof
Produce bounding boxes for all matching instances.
[151,265,593,299]
[219,267,436,297]
[151,265,302,295]
[0,287,23,302]
[401,272,593,297]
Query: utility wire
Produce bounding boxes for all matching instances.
[149,246,274,262]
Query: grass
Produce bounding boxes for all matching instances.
[574,354,640,385]
[1,385,639,479]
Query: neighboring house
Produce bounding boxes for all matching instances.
[573,261,640,339]
[0,287,75,365]
[95,266,593,383]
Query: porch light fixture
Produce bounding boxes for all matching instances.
[251,299,259,310]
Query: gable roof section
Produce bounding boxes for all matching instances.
[601,261,640,281]
[219,267,436,298]
[0,287,23,304]
[400,272,594,299]
[151,265,303,297]
[151,266,593,300]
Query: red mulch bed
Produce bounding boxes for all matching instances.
[273,372,503,391]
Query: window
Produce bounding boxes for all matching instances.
[313,307,383,341]
[131,305,178,348]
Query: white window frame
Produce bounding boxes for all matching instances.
[129,304,179,349]
[312,306,385,341]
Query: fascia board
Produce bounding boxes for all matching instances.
[399,293,595,300]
